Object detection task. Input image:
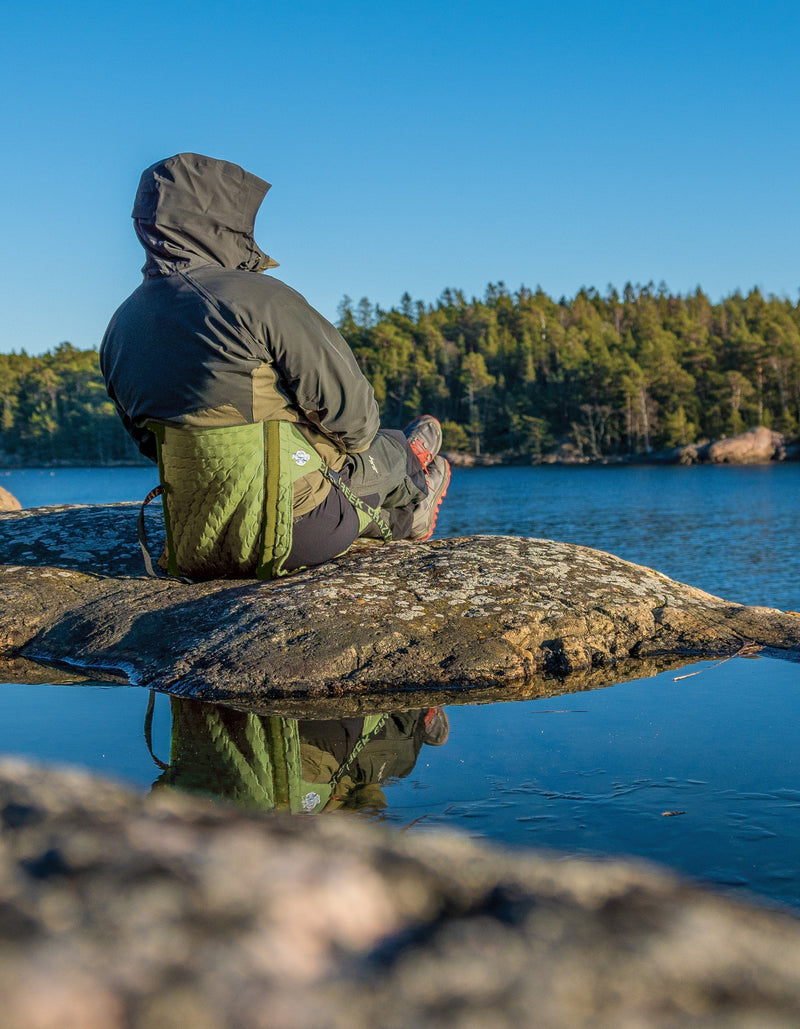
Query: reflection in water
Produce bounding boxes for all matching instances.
[2,659,798,909]
[148,696,449,814]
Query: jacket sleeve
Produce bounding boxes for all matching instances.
[100,338,158,463]
[103,381,156,462]
[260,283,380,453]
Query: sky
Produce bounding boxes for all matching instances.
[1,0,799,355]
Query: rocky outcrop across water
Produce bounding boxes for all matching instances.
[1,505,799,706]
[2,756,800,1029]
[706,425,785,463]
[631,426,791,466]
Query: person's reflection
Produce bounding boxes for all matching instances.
[149,696,449,814]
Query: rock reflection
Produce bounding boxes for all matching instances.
[149,697,449,814]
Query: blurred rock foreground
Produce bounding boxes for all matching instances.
[1,758,800,1028]
[3,505,800,1025]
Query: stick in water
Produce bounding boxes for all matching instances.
[673,643,762,681]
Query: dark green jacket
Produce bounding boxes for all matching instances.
[100,153,379,517]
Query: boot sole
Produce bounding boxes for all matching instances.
[411,458,451,541]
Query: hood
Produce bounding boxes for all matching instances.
[132,153,279,278]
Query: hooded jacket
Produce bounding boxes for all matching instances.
[100,153,379,516]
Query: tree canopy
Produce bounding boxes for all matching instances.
[2,283,799,465]
[340,282,800,458]
[0,343,137,465]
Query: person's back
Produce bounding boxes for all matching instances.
[101,153,450,577]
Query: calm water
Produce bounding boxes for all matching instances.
[2,464,799,908]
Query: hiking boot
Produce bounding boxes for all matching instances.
[421,706,450,746]
[404,415,442,472]
[409,455,451,541]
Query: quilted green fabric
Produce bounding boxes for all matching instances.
[152,420,324,580]
[157,422,265,578]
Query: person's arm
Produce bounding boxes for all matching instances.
[99,337,158,462]
[262,283,379,453]
[106,379,157,462]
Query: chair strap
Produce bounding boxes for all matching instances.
[321,466,393,544]
[137,485,165,578]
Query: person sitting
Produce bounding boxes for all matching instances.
[100,153,450,578]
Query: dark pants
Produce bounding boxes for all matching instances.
[285,429,428,571]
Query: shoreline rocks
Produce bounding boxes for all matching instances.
[707,425,784,464]
[446,425,798,467]
[0,486,21,512]
[4,427,796,474]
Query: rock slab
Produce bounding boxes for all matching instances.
[1,505,799,705]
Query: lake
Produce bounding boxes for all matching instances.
[2,463,799,909]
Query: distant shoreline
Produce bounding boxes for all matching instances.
[2,426,798,472]
[446,452,800,470]
[447,425,800,468]
[0,460,151,471]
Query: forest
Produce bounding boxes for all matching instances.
[1,283,799,465]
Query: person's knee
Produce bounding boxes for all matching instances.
[348,430,416,506]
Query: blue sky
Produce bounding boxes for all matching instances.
[1,0,798,355]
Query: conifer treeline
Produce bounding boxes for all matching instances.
[340,283,800,458]
[0,343,136,464]
[1,284,799,464]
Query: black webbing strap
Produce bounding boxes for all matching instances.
[137,485,194,583]
[137,485,165,578]
[321,466,393,544]
[143,690,170,770]
[328,713,390,789]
